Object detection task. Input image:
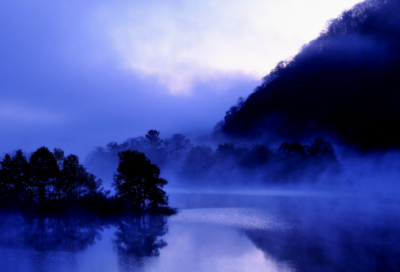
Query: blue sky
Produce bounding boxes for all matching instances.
[0,0,361,159]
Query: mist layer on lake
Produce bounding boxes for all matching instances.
[0,191,399,272]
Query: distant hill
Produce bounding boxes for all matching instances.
[220,0,400,150]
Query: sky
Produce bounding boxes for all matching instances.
[0,0,362,159]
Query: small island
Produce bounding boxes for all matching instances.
[0,147,176,215]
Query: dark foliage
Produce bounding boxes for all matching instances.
[29,147,60,204]
[0,150,32,202]
[180,137,341,185]
[220,0,400,150]
[86,130,341,186]
[113,150,169,211]
[145,130,163,148]
[0,147,110,211]
[0,146,175,215]
[85,130,192,185]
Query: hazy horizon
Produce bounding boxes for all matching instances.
[0,0,362,159]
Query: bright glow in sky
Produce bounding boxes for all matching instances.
[0,0,363,157]
[94,0,362,94]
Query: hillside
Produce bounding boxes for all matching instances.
[221,0,400,150]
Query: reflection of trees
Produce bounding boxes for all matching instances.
[0,213,103,252]
[0,213,169,271]
[244,214,400,272]
[114,215,168,270]
[25,217,103,252]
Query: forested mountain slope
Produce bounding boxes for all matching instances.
[221,0,400,149]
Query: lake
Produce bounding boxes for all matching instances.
[0,190,399,272]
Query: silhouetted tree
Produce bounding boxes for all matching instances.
[29,147,59,204]
[85,132,168,183]
[9,150,31,201]
[113,150,168,211]
[241,144,273,168]
[54,152,105,203]
[84,173,107,203]
[274,142,311,181]
[216,143,248,163]
[53,148,65,169]
[164,133,191,159]
[306,138,337,160]
[145,130,162,148]
[277,142,308,160]
[306,138,341,175]
[60,155,88,200]
[0,154,12,199]
[0,152,31,201]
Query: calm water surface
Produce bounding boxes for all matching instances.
[1,191,399,272]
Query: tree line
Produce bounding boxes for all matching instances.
[0,147,108,209]
[85,130,192,181]
[0,146,173,214]
[182,137,341,184]
[86,130,341,185]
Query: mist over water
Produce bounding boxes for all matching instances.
[2,0,400,271]
[1,191,400,272]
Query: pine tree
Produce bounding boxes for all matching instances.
[113,150,168,211]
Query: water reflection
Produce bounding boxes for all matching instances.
[170,207,290,230]
[243,198,400,272]
[1,194,400,272]
[0,212,168,264]
[114,215,168,270]
[0,213,104,252]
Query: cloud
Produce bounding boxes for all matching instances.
[0,0,363,158]
[0,102,64,124]
[92,0,362,93]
